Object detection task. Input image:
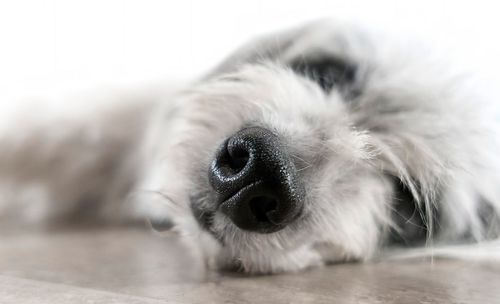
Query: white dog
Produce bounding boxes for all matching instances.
[1,20,499,274]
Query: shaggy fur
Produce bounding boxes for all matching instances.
[1,20,500,274]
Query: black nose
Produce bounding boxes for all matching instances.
[208,127,305,233]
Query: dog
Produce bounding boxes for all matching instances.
[1,20,499,274]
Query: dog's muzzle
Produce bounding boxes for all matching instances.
[209,127,305,233]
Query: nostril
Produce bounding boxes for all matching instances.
[248,196,278,223]
[215,142,250,177]
[226,146,250,173]
[209,138,254,204]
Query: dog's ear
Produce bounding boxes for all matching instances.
[289,56,357,93]
[387,177,441,246]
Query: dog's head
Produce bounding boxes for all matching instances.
[135,20,484,273]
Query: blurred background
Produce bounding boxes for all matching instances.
[1,0,500,105]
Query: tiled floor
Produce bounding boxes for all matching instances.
[1,227,499,304]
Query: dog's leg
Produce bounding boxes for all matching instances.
[0,96,155,227]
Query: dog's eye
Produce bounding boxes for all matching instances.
[290,56,357,93]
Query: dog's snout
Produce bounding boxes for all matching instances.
[209,127,305,233]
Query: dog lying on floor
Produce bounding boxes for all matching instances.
[1,20,499,274]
